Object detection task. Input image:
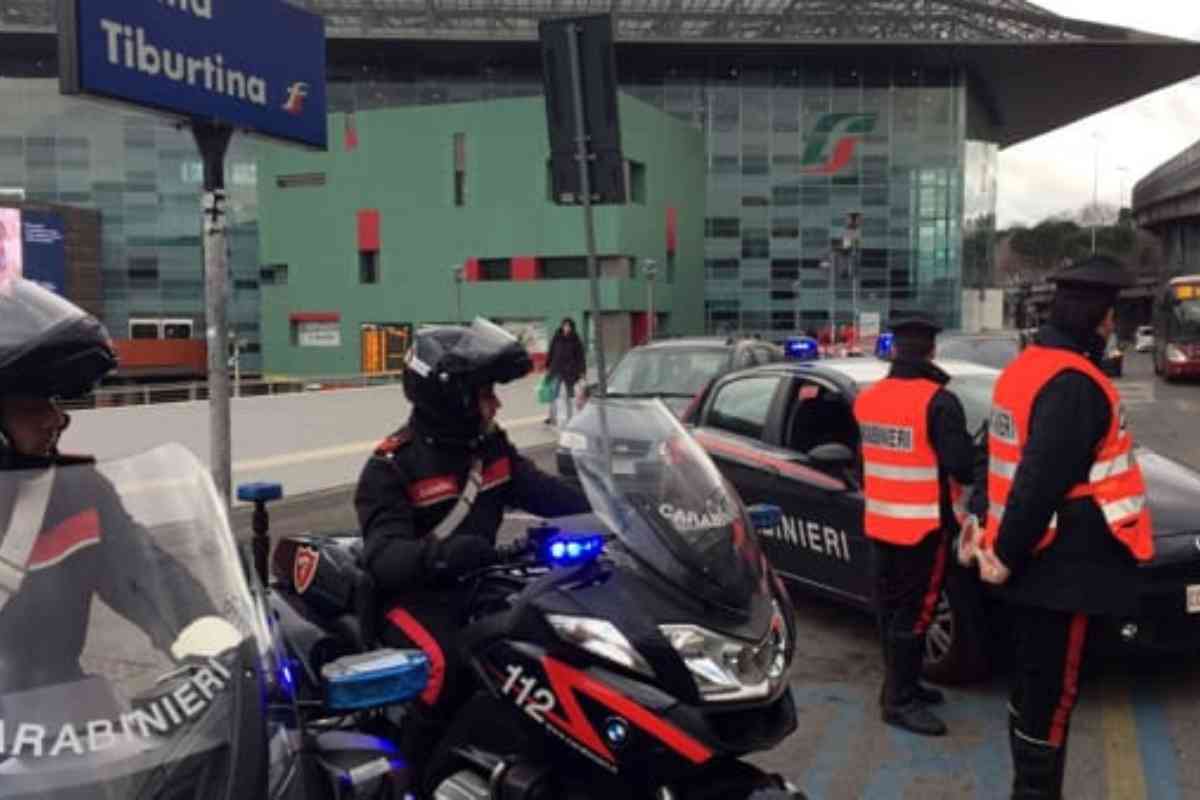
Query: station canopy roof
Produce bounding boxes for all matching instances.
[3,0,1199,146]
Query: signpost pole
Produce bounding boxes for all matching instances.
[566,23,608,398]
[193,120,234,508]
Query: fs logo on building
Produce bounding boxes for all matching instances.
[800,113,877,175]
[282,82,310,115]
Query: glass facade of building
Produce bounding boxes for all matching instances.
[0,45,998,367]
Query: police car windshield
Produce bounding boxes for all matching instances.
[0,445,267,799]
[608,348,728,397]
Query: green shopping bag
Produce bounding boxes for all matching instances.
[537,374,557,404]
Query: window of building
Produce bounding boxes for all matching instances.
[275,172,326,189]
[542,257,589,280]
[453,132,466,207]
[705,217,741,238]
[129,319,160,339]
[625,160,646,204]
[162,319,193,339]
[260,264,288,285]
[479,258,511,281]
[360,251,379,284]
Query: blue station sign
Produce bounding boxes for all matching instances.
[58,0,327,149]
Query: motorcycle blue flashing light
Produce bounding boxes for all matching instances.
[322,649,430,711]
[875,332,895,360]
[543,532,605,567]
[784,336,819,361]
[237,482,284,503]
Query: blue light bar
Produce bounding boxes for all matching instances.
[542,532,605,567]
[875,332,895,360]
[785,336,820,361]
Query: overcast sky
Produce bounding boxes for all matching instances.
[996,1,1200,227]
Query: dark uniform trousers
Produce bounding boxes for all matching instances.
[873,528,950,642]
[1008,606,1090,753]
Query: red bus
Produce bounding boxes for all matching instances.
[1153,275,1200,381]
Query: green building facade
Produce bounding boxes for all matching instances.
[256,95,707,376]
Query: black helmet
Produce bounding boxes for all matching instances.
[0,278,116,399]
[403,318,532,445]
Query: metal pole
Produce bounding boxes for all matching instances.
[454,267,464,323]
[792,279,801,333]
[827,253,837,348]
[1092,133,1100,253]
[648,275,655,341]
[567,22,608,397]
[233,337,241,399]
[193,121,234,508]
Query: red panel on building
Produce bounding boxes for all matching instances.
[666,207,678,255]
[289,311,342,323]
[463,258,481,282]
[512,256,540,282]
[357,209,380,252]
[631,312,650,346]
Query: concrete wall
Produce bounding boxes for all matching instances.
[960,288,1005,332]
[256,95,707,376]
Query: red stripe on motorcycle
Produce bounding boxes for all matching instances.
[541,656,714,766]
[386,607,445,706]
[27,509,101,571]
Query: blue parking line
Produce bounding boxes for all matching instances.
[1133,685,1181,800]
[795,684,867,800]
[793,683,1012,799]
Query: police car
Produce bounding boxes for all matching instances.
[682,357,1200,683]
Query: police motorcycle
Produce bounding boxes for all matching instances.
[267,397,806,800]
[0,443,429,800]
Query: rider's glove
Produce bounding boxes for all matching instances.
[423,535,498,583]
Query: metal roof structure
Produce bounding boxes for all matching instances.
[3,1,1199,148]
[0,0,1139,42]
[1133,140,1200,227]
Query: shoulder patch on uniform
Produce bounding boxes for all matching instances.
[374,428,413,457]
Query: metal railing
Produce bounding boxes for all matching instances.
[61,372,407,411]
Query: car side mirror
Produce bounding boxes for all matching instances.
[808,442,855,466]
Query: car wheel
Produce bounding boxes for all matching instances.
[922,568,989,685]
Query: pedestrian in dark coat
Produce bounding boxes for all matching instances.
[545,318,586,426]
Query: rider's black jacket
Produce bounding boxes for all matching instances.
[0,453,213,693]
[355,420,590,597]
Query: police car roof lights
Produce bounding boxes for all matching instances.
[542,532,605,567]
[785,336,819,361]
[874,332,895,360]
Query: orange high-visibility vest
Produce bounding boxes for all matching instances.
[984,345,1153,561]
[855,377,958,545]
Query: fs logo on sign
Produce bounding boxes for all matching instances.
[282,82,310,115]
[800,113,877,175]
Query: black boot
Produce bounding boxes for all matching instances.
[1011,731,1065,799]
[881,633,947,737]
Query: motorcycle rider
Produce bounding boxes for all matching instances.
[0,278,217,696]
[355,320,590,765]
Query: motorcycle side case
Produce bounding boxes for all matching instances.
[272,533,362,619]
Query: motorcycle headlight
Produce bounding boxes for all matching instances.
[659,602,790,703]
[546,614,654,677]
[1167,344,1188,363]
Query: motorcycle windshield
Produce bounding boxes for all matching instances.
[0,444,269,799]
[564,398,769,616]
